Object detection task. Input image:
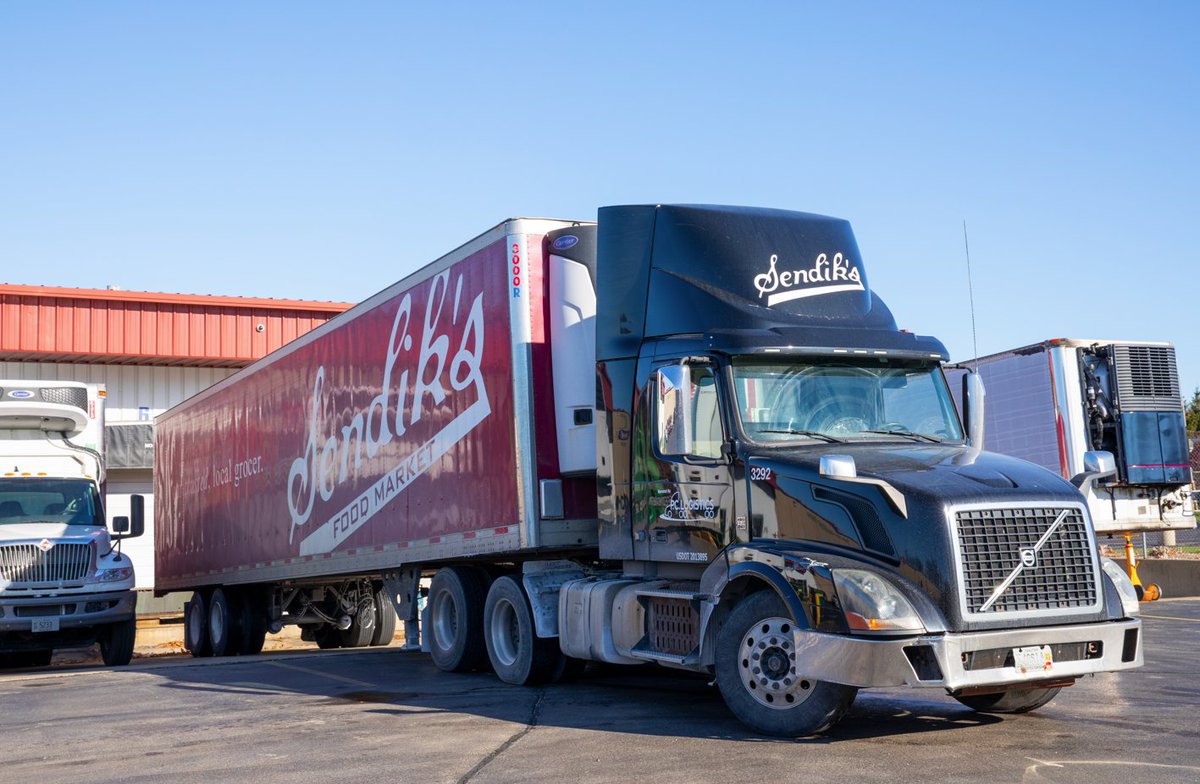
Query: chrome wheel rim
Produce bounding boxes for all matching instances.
[738,617,814,710]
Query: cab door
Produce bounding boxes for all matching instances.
[632,360,736,565]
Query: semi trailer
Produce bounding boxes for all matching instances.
[0,380,145,667]
[946,339,1196,600]
[155,205,1143,735]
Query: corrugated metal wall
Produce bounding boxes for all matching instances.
[0,361,236,423]
[0,286,349,366]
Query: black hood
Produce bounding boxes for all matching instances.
[743,443,1110,632]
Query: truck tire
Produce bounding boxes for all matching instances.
[184,591,212,657]
[101,618,136,666]
[370,586,397,646]
[428,565,489,672]
[237,588,269,656]
[954,687,1061,714]
[208,588,242,657]
[715,590,858,736]
[483,575,557,686]
[339,598,376,648]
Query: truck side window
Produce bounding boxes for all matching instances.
[656,364,723,459]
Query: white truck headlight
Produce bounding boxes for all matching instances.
[1100,557,1140,617]
[833,569,925,633]
[94,566,133,583]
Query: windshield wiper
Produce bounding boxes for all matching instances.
[860,429,944,443]
[757,429,846,443]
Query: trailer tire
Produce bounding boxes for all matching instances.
[715,590,857,737]
[101,618,136,666]
[339,598,376,649]
[208,588,242,657]
[370,586,397,647]
[483,576,557,686]
[428,565,489,672]
[237,588,269,656]
[954,687,1061,714]
[184,591,212,657]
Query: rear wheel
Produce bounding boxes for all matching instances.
[184,591,212,657]
[208,588,242,657]
[427,566,490,672]
[715,590,858,736]
[483,576,557,685]
[101,618,136,666]
[370,586,397,647]
[237,588,269,656]
[339,596,376,649]
[954,687,1061,714]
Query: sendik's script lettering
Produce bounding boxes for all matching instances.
[753,252,864,307]
[287,270,491,554]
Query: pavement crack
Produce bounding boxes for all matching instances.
[457,689,545,784]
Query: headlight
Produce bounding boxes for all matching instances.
[94,567,133,583]
[833,569,925,633]
[1101,557,1140,617]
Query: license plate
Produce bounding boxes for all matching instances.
[1013,645,1053,673]
[31,618,60,633]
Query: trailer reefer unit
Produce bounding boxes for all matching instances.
[946,339,1195,536]
[157,207,1143,736]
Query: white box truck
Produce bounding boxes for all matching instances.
[0,380,145,667]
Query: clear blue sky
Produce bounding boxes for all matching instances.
[2,3,1197,393]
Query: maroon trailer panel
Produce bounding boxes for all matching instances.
[155,238,525,590]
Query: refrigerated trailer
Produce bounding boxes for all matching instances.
[156,206,1143,736]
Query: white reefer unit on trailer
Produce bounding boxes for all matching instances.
[0,380,146,668]
[948,339,1195,535]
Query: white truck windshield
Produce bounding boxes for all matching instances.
[0,478,103,526]
[731,358,964,443]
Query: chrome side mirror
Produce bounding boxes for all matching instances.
[1072,450,1117,492]
[962,372,986,447]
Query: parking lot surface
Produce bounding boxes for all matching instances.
[3,599,1200,784]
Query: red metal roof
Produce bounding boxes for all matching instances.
[0,284,353,368]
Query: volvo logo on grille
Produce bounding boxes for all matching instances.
[37,539,54,553]
[1020,548,1037,568]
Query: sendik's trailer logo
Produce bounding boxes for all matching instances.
[753,252,864,307]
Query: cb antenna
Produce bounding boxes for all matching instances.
[962,220,979,368]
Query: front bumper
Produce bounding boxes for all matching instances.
[793,618,1142,691]
[0,589,136,633]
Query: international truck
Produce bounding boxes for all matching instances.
[946,339,1196,600]
[0,380,145,668]
[155,205,1143,736]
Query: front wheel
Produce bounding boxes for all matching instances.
[101,618,136,666]
[715,590,857,736]
[954,687,1060,714]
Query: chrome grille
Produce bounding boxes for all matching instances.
[0,543,91,584]
[955,506,1099,618]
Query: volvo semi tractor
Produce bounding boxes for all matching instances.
[0,380,145,667]
[947,339,1196,600]
[155,205,1143,736]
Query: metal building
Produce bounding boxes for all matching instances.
[0,283,352,605]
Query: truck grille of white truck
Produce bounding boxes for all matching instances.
[952,504,1101,620]
[0,543,92,584]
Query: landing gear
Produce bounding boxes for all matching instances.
[1123,532,1162,602]
[714,590,857,736]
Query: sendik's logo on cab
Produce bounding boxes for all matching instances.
[753,252,864,307]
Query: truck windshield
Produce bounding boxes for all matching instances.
[0,478,103,526]
[731,358,964,444]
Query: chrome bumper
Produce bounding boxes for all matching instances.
[0,589,136,633]
[793,618,1142,691]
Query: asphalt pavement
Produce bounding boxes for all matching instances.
[2,600,1199,784]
